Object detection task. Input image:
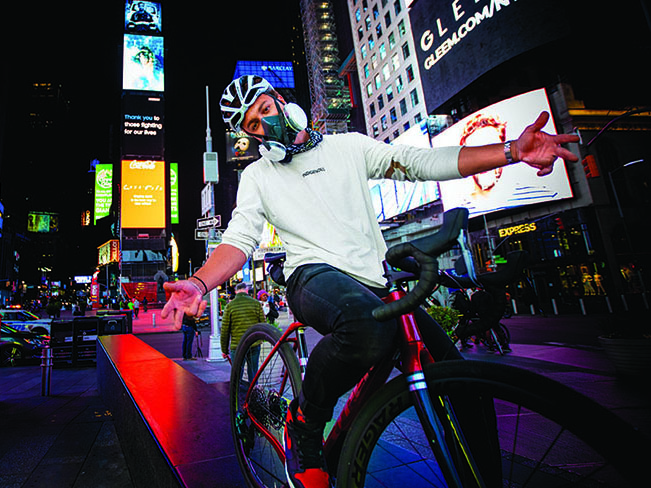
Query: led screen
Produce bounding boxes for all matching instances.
[233,60,295,89]
[123,34,164,92]
[27,212,59,233]
[410,0,569,112]
[125,1,162,34]
[121,160,166,228]
[94,163,113,224]
[170,162,179,224]
[435,88,573,217]
[368,116,452,221]
[225,132,261,165]
[122,94,164,158]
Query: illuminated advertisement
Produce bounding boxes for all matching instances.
[233,60,295,88]
[27,212,59,233]
[225,132,261,165]
[98,240,121,266]
[410,0,569,111]
[121,160,166,228]
[170,162,179,224]
[94,163,113,224]
[368,117,449,221]
[435,89,573,217]
[125,1,162,34]
[122,94,164,158]
[123,34,164,92]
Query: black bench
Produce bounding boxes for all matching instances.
[97,334,246,487]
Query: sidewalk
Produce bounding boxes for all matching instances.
[1,311,649,487]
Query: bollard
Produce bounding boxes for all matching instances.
[152,313,156,328]
[551,298,559,315]
[41,343,53,396]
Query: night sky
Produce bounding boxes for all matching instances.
[0,1,303,279]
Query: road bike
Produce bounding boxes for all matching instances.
[228,208,646,487]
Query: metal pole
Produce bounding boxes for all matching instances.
[41,343,52,396]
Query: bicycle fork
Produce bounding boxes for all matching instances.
[399,310,487,488]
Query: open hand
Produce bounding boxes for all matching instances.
[161,281,207,329]
[515,112,580,176]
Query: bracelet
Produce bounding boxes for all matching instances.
[504,140,517,164]
[189,275,208,295]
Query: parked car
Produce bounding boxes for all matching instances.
[0,323,49,366]
[0,309,52,335]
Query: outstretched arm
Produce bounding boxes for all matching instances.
[162,243,248,329]
[458,112,579,177]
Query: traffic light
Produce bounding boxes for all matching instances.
[582,155,600,178]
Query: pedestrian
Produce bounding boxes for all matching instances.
[258,289,279,327]
[162,75,579,487]
[221,283,266,379]
[181,314,198,360]
[133,297,140,318]
[142,296,148,312]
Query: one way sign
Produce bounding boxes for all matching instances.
[196,215,221,230]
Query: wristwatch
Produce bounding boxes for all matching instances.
[504,141,516,164]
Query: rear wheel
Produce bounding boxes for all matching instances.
[229,323,302,488]
[337,360,646,487]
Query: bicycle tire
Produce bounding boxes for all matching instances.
[336,359,646,487]
[229,323,302,488]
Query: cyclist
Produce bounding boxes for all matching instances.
[162,75,579,488]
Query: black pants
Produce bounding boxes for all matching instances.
[286,263,461,425]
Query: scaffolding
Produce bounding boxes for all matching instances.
[300,0,351,134]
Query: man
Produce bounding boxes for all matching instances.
[220,282,266,379]
[162,75,579,488]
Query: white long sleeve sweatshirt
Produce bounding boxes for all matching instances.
[221,132,462,288]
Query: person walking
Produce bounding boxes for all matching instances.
[162,74,579,487]
[181,314,198,360]
[133,297,140,318]
[221,283,266,379]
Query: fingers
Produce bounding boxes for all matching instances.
[527,111,550,133]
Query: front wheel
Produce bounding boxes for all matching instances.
[336,360,646,487]
[229,323,302,488]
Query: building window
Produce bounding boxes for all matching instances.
[399,98,407,116]
[379,42,386,60]
[369,36,375,50]
[394,0,402,15]
[365,15,371,31]
[374,73,381,90]
[403,121,410,131]
[361,44,367,58]
[377,94,385,110]
[386,84,394,102]
[406,64,415,82]
[358,26,364,40]
[391,52,400,71]
[366,83,373,97]
[371,52,378,69]
[373,123,379,137]
[398,19,406,37]
[373,4,379,19]
[382,63,391,81]
[401,41,410,59]
[376,23,383,38]
[396,74,404,93]
[388,31,396,49]
[369,102,377,117]
[381,114,388,130]
[410,88,419,107]
[363,63,370,79]
[393,129,400,139]
[355,8,361,22]
[390,107,397,123]
[385,11,392,28]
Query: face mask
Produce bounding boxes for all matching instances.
[258,99,308,163]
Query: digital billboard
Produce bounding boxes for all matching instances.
[368,116,452,221]
[123,34,164,92]
[98,240,121,266]
[225,132,261,166]
[125,1,162,34]
[409,0,569,112]
[435,89,573,217]
[122,94,164,158]
[170,162,179,224]
[27,212,59,233]
[233,60,295,88]
[94,163,113,224]
[121,160,166,228]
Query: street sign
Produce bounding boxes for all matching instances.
[196,215,221,230]
[195,229,210,240]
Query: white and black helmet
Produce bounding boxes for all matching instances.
[220,75,273,132]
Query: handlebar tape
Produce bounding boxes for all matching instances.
[372,208,469,322]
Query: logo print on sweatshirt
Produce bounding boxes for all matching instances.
[302,167,326,178]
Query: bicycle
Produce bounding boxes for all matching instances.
[442,272,514,355]
[229,208,646,487]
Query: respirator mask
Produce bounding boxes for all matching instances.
[256,98,308,163]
